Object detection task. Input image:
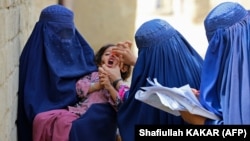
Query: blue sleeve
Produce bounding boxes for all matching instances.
[205,119,223,125]
[123,90,130,101]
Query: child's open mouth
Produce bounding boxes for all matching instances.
[107,59,114,67]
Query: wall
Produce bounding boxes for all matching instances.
[0,1,57,141]
[72,0,137,51]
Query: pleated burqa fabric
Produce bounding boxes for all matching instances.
[117,19,204,141]
[17,5,116,141]
[200,2,250,124]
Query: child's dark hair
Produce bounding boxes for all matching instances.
[95,44,132,81]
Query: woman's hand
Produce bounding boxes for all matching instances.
[112,40,137,66]
[179,111,206,125]
[179,88,206,125]
[191,88,200,99]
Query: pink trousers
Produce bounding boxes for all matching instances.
[33,109,79,141]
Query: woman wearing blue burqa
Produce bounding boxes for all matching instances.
[17,4,116,141]
[114,19,204,141]
[180,2,250,125]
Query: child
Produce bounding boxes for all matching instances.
[33,43,132,141]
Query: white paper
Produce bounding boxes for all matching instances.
[135,78,220,120]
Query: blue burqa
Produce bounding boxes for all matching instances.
[17,5,117,141]
[117,19,204,141]
[200,2,250,124]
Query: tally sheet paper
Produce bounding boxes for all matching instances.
[135,78,220,120]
